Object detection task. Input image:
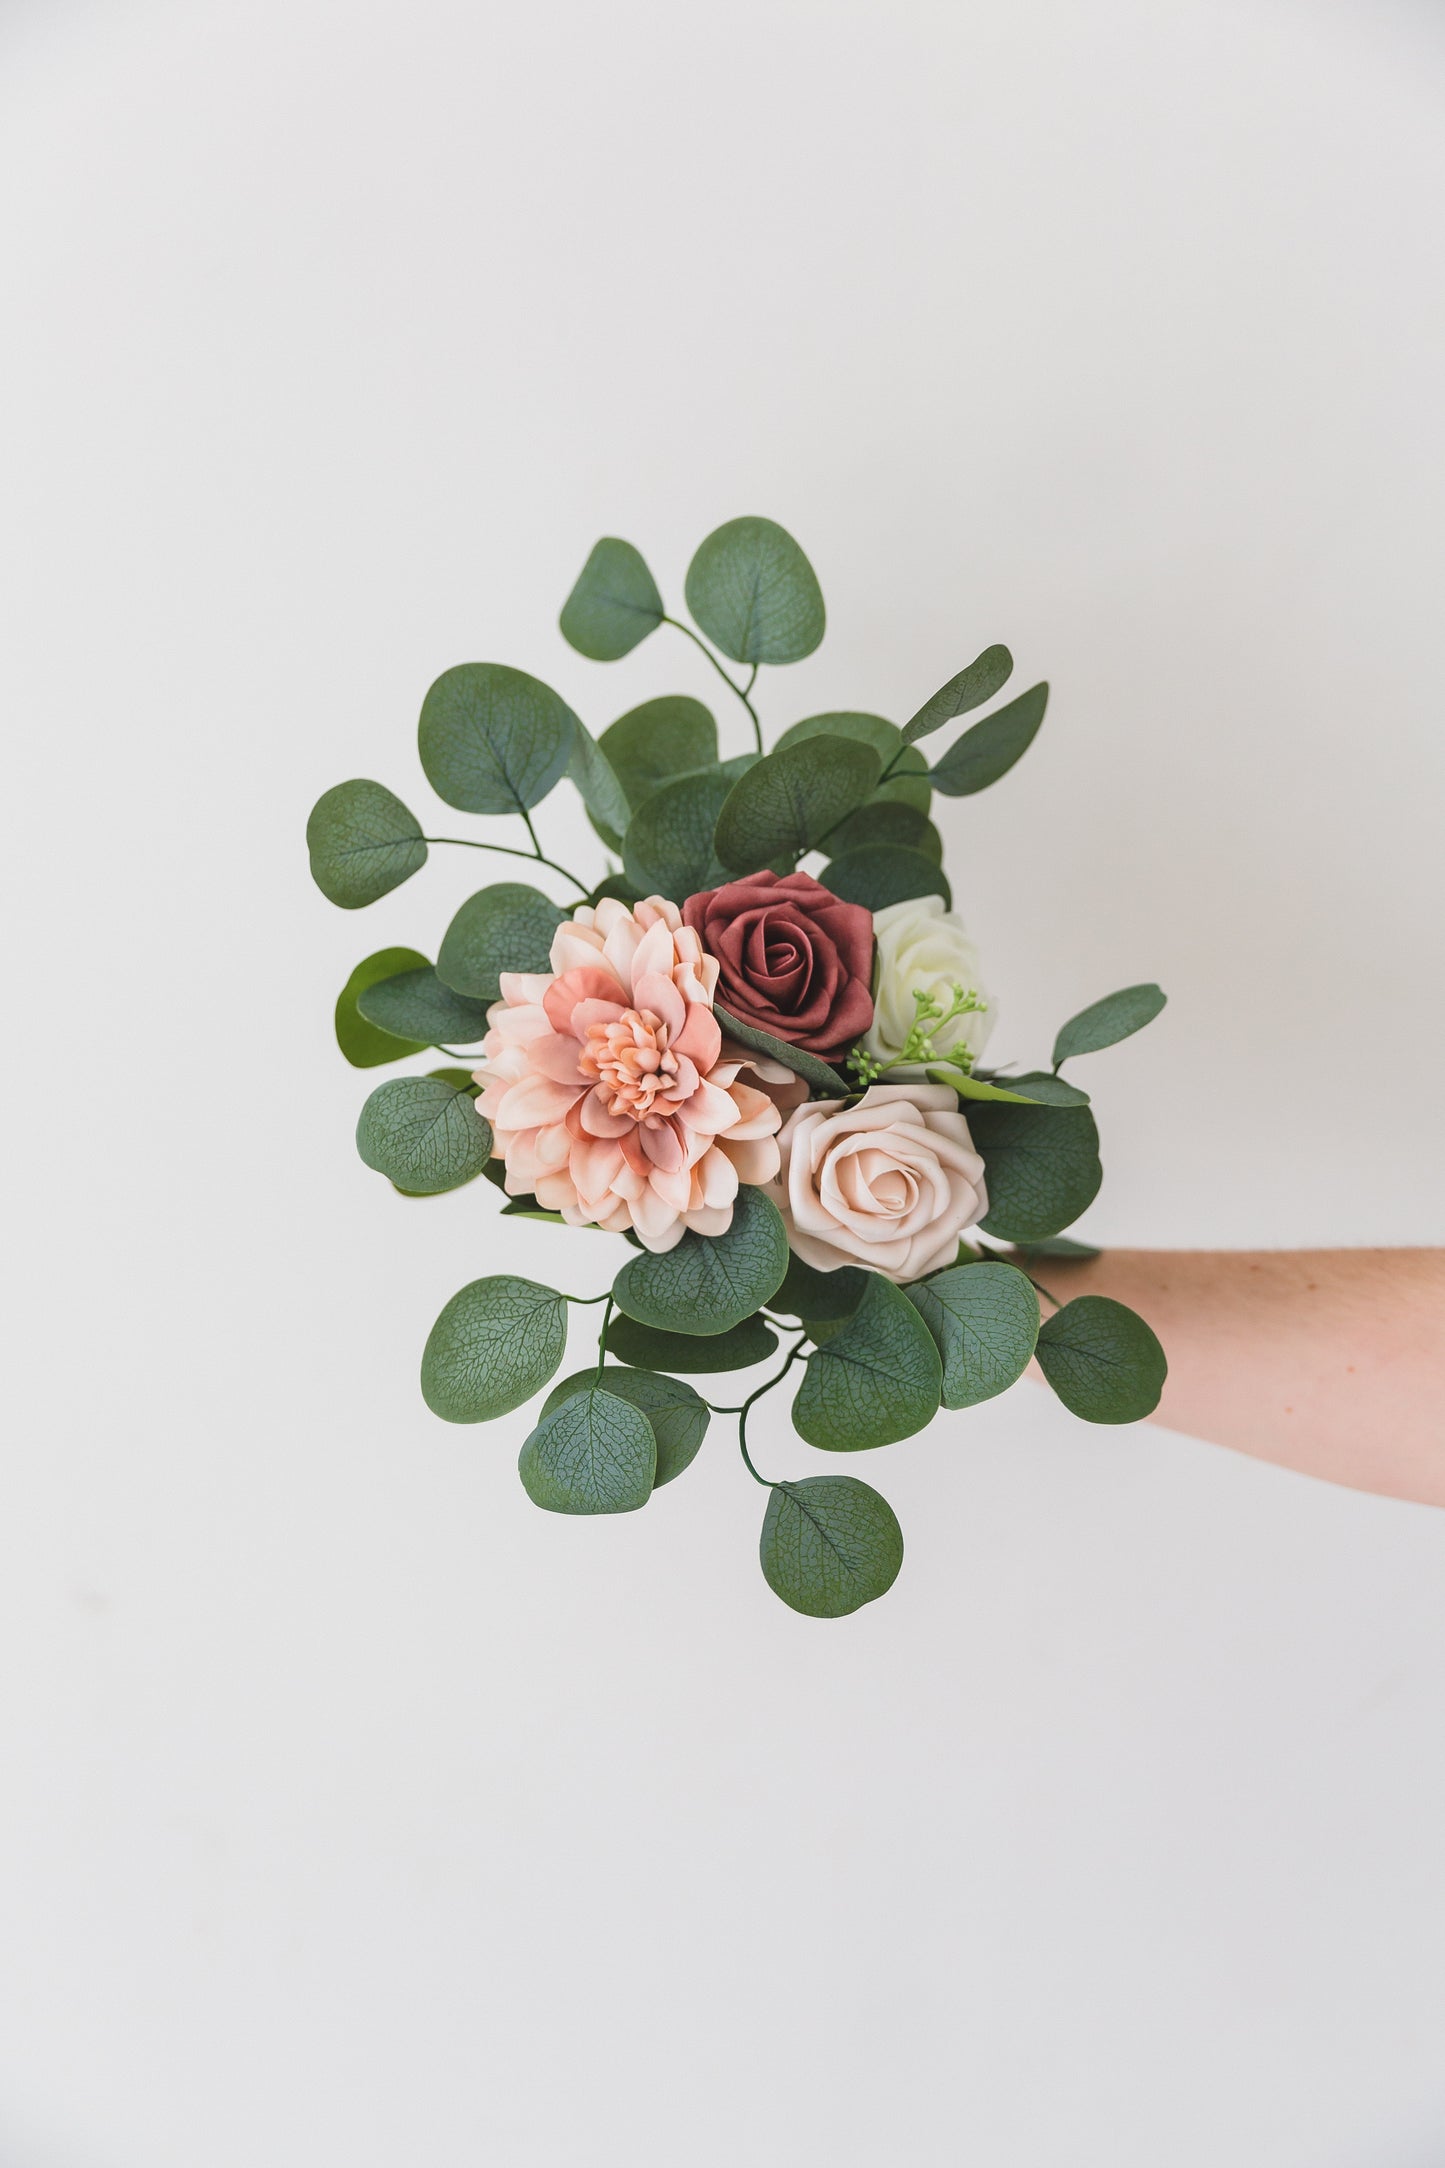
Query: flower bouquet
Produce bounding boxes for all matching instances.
[308,516,1168,1616]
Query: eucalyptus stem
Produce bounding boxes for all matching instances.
[593,1295,614,1379]
[561,1290,611,1306]
[423,834,590,898]
[726,1340,807,1488]
[662,615,763,752]
[1025,1275,1064,1313]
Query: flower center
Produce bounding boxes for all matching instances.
[580,1008,686,1120]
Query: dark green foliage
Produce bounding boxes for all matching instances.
[906,1262,1039,1408]
[1052,984,1167,1065]
[684,517,825,664]
[819,844,950,911]
[792,1274,942,1450]
[1035,1296,1167,1422]
[970,1101,1103,1244]
[334,946,431,1067]
[307,780,427,908]
[759,1478,904,1618]
[559,538,664,660]
[436,883,564,1001]
[418,662,576,814]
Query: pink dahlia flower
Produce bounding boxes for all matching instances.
[474,896,802,1251]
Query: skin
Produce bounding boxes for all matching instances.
[1017,1249,1445,1507]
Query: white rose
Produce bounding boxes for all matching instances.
[862,896,996,1074]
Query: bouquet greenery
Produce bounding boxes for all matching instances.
[308,517,1167,1617]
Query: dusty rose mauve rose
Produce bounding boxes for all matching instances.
[768,1083,989,1283]
[681,870,874,1062]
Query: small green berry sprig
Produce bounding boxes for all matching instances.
[846,983,988,1085]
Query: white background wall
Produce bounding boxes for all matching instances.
[2,2,1444,2162]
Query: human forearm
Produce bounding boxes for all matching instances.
[1019,1248,1445,1506]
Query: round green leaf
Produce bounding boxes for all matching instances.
[713,1004,849,1095]
[518,1386,657,1513]
[420,1275,568,1422]
[771,714,930,816]
[622,768,732,898]
[714,736,880,875]
[930,682,1048,797]
[684,516,825,665]
[543,1366,709,1487]
[901,646,1015,745]
[771,1253,868,1334]
[566,719,632,839]
[1052,983,1167,1066]
[600,696,718,811]
[819,844,950,911]
[759,1476,904,1618]
[1035,1296,1167,1423]
[559,538,664,661]
[792,1273,942,1450]
[418,662,577,815]
[612,1187,789,1336]
[307,779,427,909]
[969,1102,1103,1244]
[905,1261,1039,1409]
[606,1314,778,1374]
[436,883,564,1001]
[355,1077,494,1197]
[356,965,491,1046]
[334,946,431,1067]
[822,800,943,862]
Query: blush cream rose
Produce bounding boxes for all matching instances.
[475,895,804,1252]
[767,1083,989,1282]
[862,896,996,1076]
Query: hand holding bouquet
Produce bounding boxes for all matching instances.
[308,517,1167,1616]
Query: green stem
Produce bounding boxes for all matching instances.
[561,1290,611,1306]
[728,1341,807,1487]
[593,1295,614,1379]
[433,1046,482,1062]
[663,615,763,752]
[423,835,590,898]
[1025,1274,1064,1313]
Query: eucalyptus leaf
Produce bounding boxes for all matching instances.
[772,1254,868,1332]
[600,696,717,810]
[822,800,943,862]
[684,516,825,665]
[622,768,733,898]
[820,844,950,911]
[543,1366,709,1487]
[559,538,664,660]
[1015,1235,1102,1260]
[996,1069,1091,1107]
[714,1004,850,1094]
[418,662,577,815]
[930,682,1048,797]
[901,645,1015,744]
[356,965,491,1047]
[792,1273,942,1450]
[566,719,632,838]
[307,779,427,909]
[436,883,564,1001]
[759,1477,904,1618]
[606,1314,778,1373]
[773,711,900,763]
[968,1101,1103,1243]
[1052,983,1167,1066]
[1036,1296,1167,1422]
[355,1077,494,1196]
[420,1275,568,1422]
[588,872,646,907]
[925,1069,1040,1105]
[714,736,880,875]
[334,946,431,1067]
[906,1261,1039,1409]
[612,1187,789,1336]
[518,1386,657,1513]
[426,1067,480,1092]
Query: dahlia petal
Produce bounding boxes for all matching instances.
[578,1085,635,1138]
[632,970,686,1038]
[528,1032,588,1085]
[496,1072,584,1127]
[673,1003,722,1072]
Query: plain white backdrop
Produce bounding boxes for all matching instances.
[2,2,1444,2162]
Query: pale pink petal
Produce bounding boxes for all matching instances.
[673,1003,722,1072]
[528,1032,588,1085]
[632,970,686,1038]
[577,1085,635,1138]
